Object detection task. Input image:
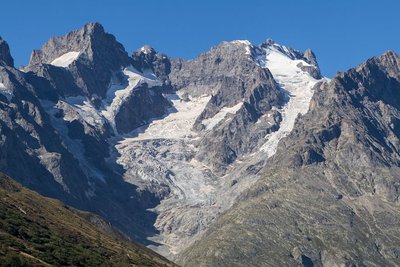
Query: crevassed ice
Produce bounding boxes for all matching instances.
[50,51,80,67]
[128,92,211,140]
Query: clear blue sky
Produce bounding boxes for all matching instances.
[2,0,399,77]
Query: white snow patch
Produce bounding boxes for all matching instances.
[0,83,13,101]
[259,46,321,157]
[140,46,153,54]
[202,102,243,130]
[231,40,251,46]
[127,92,211,140]
[231,40,252,55]
[50,51,80,67]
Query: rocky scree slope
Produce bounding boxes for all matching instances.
[178,51,400,267]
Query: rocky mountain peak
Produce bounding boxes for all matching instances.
[139,45,156,56]
[258,39,322,79]
[29,22,130,67]
[0,37,14,67]
[27,22,132,98]
[377,50,400,80]
[82,21,105,35]
[304,48,318,66]
[132,45,161,70]
[331,50,400,112]
[132,45,172,83]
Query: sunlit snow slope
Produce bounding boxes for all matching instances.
[50,51,80,67]
[130,93,211,140]
[258,45,321,157]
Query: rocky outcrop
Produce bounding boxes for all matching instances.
[0,63,89,203]
[0,37,14,67]
[132,45,172,86]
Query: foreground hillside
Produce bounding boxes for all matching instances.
[0,173,177,267]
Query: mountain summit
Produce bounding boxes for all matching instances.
[28,22,132,98]
[0,37,14,67]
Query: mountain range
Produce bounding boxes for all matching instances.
[0,22,399,266]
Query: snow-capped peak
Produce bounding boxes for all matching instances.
[140,45,155,55]
[230,40,254,55]
[260,39,310,63]
[231,40,252,46]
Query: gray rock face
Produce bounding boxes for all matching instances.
[109,46,173,134]
[25,63,82,99]
[0,37,14,67]
[0,63,89,202]
[114,84,171,134]
[170,41,278,98]
[177,51,400,267]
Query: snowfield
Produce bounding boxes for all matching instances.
[50,51,80,67]
[258,44,321,157]
[128,92,211,140]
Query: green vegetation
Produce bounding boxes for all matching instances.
[0,174,177,267]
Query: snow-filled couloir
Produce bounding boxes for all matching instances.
[258,43,323,157]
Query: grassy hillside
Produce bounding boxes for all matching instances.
[0,173,177,267]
